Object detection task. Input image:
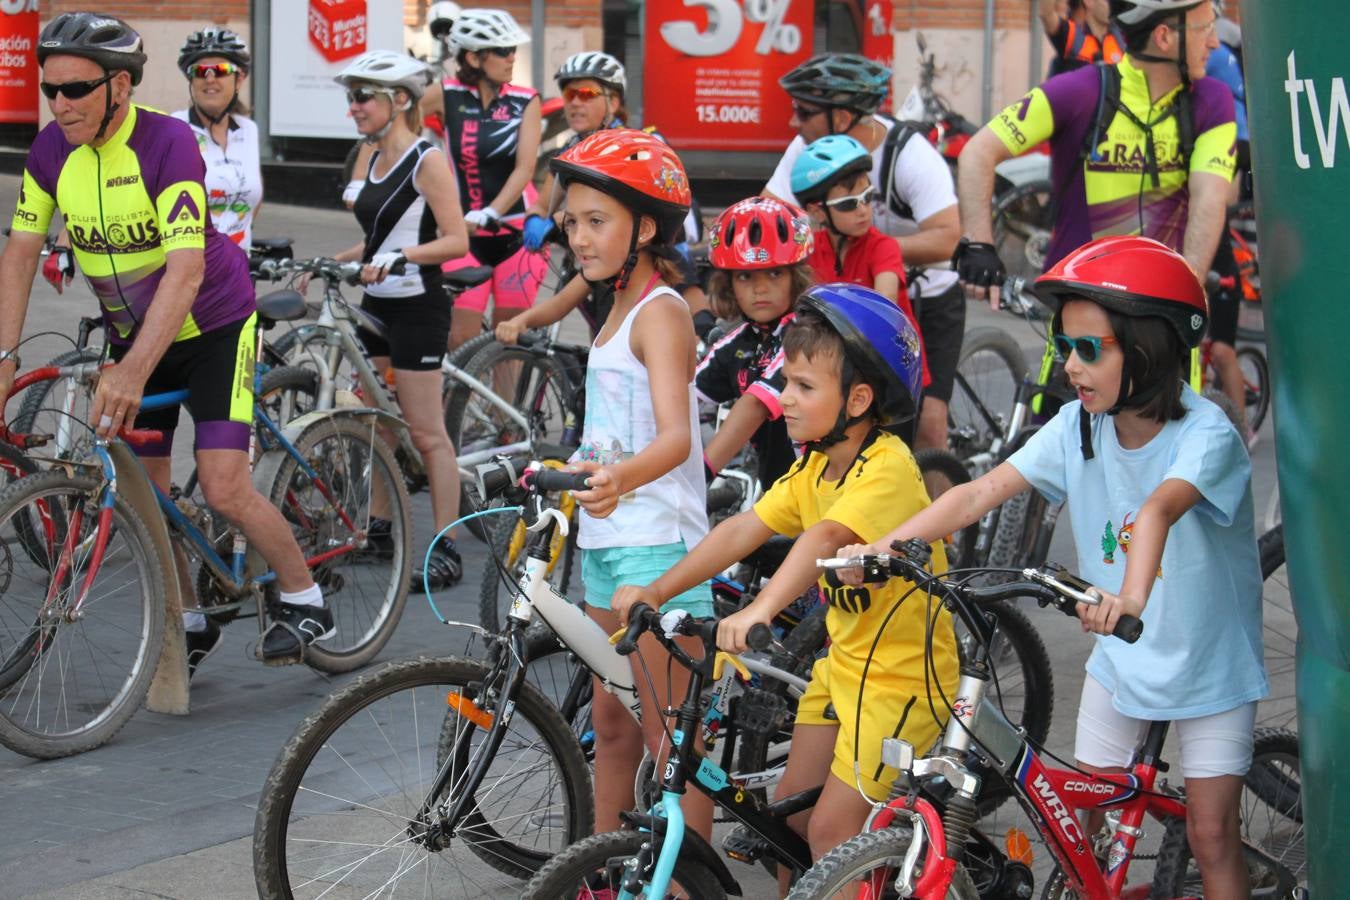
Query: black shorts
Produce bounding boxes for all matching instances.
[359,290,452,370]
[110,313,256,456]
[912,280,966,404]
[1208,228,1240,346]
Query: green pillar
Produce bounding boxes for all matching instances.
[1243,7,1349,896]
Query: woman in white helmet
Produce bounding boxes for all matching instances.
[323,50,472,592]
[420,9,545,351]
[172,27,263,252]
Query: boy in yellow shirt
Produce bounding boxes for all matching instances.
[612,283,958,883]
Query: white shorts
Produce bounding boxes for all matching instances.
[1074,675,1256,779]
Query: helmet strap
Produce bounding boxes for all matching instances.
[94,75,119,142]
[612,212,642,291]
[803,357,867,452]
[363,96,409,144]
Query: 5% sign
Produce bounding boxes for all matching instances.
[660,0,803,57]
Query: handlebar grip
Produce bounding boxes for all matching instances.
[745,623,773,653]
[475,454,531,500]
[1113,615,1144,644]
[530,468,591,493]
[614,603,655,656]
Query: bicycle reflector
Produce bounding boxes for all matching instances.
[1005,827,1034,866]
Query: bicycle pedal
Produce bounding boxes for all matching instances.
[734,688,789,736]
[721,824,768,864]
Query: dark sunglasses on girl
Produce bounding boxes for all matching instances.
[486,45,516,58]
[191,62,240,79]
[346,86,395,105]
[1052,333,1118,363]
[563,85,606,103]
[39,71,115,100]
[791,102,825,121]
[824,186,876,213]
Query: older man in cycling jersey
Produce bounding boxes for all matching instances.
[0,13,331,671]
[763,53,962,452]
[955,0,1234,299]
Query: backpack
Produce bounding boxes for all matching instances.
[877,119,926,223]
[1081,61,1196,189]
[1065,19,1125,65]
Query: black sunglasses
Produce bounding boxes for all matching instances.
[40,71,116,101]
[486,46,517,58]
[791,102,826,121]
[346,86,396,105]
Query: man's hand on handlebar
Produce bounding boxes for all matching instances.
[1076,587,1144,638]
[952,237,1006,311]
[831,542,883,586]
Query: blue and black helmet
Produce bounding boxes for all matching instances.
[791,135,872,205]
[795,283,924,427]
[779,53,891,114]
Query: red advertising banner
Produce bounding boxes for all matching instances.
[643,0,814,151]
[858,0,894,115]
[0,0,39,125]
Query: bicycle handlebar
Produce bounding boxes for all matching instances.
[474,455,591,502]
[817,538,1142,643]
[257,256,407,288]
[615,603,772,658]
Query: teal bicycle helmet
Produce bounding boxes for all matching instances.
[791,135,871,204]
[779,53,891,114]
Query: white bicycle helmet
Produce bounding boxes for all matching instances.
[428,1,462,40]
[334,50,437,99]
[449,9,530,52]
[1114,0,1206,26]
[555,51,626,94]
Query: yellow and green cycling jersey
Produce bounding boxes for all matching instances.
[989,56,1236,269]
[12,104,255,344]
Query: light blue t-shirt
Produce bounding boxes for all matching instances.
[1008,388,1267,720]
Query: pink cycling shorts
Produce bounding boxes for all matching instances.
[443,242,548,314]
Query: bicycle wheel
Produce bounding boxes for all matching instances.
[959,602,1054,818]
[522,830,727,900]
[915,448,977,570]
[0,471,164,759]
[785,826,979,899]
[524,624,594,760]
[1237,345,1270,433]
[1242,727,1305,889]
[444,342,579,469]
[948,327,1028,468]
[1257,525,1296,730]
[266,414,412,673]
[253,655,593,897]
[993,179,1053,288]
[11,346,101,459]
[1151,808,1300,898]
[477,480,579,635]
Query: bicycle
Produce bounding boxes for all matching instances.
[788,540,1301,899]
[0,294,412,759]
[251,457,812,895]
[520,605,818,899]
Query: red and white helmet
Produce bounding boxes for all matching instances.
[1033,235,1207,348]
[708,197,813,270]
[550,128,691,243]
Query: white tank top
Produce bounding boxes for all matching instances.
[575,284,709,551]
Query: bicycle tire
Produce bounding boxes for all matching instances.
[1242,727,1305,887]
[10,346,102,458]
[443,341,579,468]
[949,327,1028,468]
[1151,812,1300,898]
[986,489,1030,570]
[264,414,411,673]
[521,830,727,900]
[253,655,594,896]
[1259,524,1284,581]
[785,826,979,899]
[1257,525,1296,730]
[915,448,978,570]
[477,483,579,635]
[0,470,165,759]
[993,178,1054,288]
[1238,345,1270,433]
[0,443,40,576]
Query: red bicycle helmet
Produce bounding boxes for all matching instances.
[708,197,813,270]
[550,128,691,243]
[1033,235,1208,348]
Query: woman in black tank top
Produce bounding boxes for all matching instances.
[327,50,472,591]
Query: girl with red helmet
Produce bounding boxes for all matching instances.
[552,129,719,840]
[839,236,1266,896]
[697,197,816,490]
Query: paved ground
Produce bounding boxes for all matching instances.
[0,177,1289,899]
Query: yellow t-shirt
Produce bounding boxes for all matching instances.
[753,431,959,686]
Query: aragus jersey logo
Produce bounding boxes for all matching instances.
[167,190,201,224]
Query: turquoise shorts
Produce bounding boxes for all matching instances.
[581,542,714,616]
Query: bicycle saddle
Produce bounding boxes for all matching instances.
[444,266,494,291]
[256,289,308,326]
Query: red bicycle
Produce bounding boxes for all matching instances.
[789,541,1302,899]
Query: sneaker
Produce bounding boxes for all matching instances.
[261,601,336,665]
[185,618,223,680]
[411,537,462,592]
[365,517,394,560]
